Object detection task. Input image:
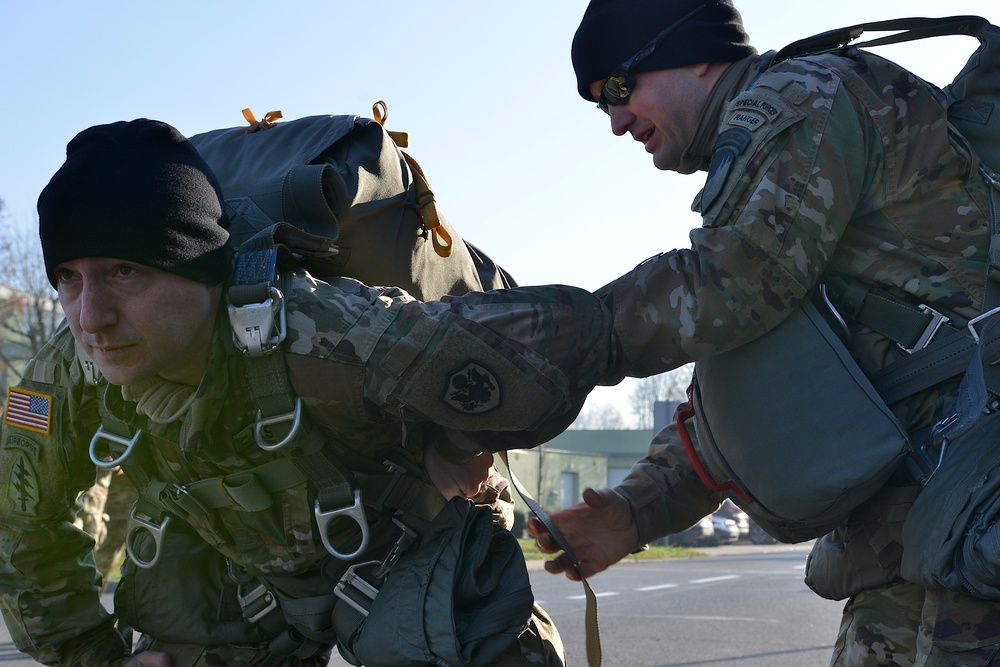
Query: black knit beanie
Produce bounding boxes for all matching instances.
[572,0,756,101]
[37,119,231,287]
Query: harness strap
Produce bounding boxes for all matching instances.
[497,451,602,667]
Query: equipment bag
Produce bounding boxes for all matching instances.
[685,15,1000,544]
[680,299,912,544]
[188,103,514,301]
[334,498,534,667]
[900,312,1000,599]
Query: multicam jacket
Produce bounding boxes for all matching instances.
[0,273,614,665]
[609,50,992,548]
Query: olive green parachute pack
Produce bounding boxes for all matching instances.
[685,15,1000,598]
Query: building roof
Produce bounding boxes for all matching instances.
[540,429,654,456]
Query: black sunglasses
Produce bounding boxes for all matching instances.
[597,5,706,113]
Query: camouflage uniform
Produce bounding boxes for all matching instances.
[74,469,133,590]
[0,275,610,665]
[606,49,998,665]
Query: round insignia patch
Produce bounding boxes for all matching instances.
[442,361,502,415]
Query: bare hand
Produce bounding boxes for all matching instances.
[527,486,638,581]
[424,447,495,500]
[125,652,172,667]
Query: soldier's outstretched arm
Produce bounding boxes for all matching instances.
[285,274,623,448]
[526,487,639,580]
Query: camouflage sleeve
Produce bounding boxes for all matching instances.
[285,274,617,450]
[0,328,132,665]
[600,58,873,378]
[615,406,723,545]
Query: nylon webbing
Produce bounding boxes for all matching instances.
[229,232,356,516]
[497,452,602,667]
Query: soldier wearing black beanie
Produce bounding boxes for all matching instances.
[571,0,756,101]
[37,118,231,288]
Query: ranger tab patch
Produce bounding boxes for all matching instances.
[4,387,52,435]
[442,361,501,414]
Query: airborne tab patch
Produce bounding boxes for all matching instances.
[442,361,501,415]
[4,388,52,435]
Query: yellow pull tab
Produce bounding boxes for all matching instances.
[402,151,453,257]
[372,100,409,147]
[242,108,283,132]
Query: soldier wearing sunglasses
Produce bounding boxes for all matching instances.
[529,1,1000,665]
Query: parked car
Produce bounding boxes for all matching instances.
[662,515,715,547]
[664,507,741,547]
[748,518,779,544]
[714,500,750,540]
[710,513,741,545]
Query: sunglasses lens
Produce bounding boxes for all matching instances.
[599,73,630,113]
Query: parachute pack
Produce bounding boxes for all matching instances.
[188,102,513,303]
[184,107,604,665]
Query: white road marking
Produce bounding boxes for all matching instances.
[688,575,741,584]
[567,591,620,600]
[635,583,679,592]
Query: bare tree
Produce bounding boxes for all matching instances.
[0,206,62,394]
[628,364,693,429]
[569,402,626,430]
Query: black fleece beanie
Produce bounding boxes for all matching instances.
[37,119,231,287]
[572,0,756,101]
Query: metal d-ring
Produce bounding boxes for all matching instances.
[315,489,370,560]
[89,426,140,468]
[125,505,170,569]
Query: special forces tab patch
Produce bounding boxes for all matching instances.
[4,387,52,435]
[442,361,502,415]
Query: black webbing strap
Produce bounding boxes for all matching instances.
[497,452,602,667]
[773,15,989,65]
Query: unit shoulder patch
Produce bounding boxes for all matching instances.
[442,361,502,415]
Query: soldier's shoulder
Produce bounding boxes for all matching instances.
[18,324,86,391]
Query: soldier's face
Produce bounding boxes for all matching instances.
[54,257,222,387]
[590,64,711,171]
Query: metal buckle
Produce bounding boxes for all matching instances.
[125,504,170,569]
[980,163,1000,191]
[334,560,381,618]
[903,305,950,352]
[967,305,1000,343]
[373,516,419,579]
[89,426,141,468]
[161,483,208,518]
[315,488,370,560]
[254,396,303,452]
[237,580,279,624]
[228,286,287,357]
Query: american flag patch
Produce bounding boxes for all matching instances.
[4,388,52,435]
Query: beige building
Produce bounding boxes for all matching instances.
[506,428,658,535]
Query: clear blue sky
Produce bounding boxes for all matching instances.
[1,1,995,424]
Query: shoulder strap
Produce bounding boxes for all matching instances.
[773,15,990,65]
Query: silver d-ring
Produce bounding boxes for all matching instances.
[89,426,140,468]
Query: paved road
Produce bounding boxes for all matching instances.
[0,543,843,666]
